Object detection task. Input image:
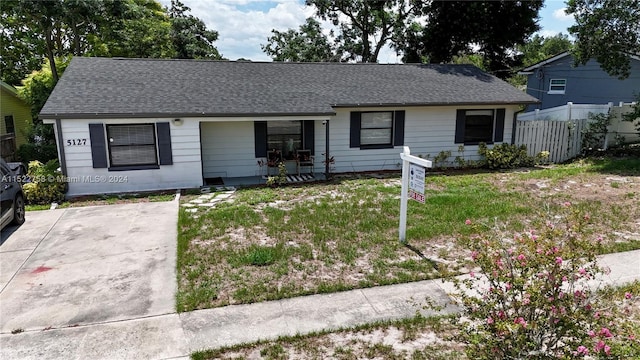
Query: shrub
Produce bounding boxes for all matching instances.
[446,204,640,359]
[23,160,66,204]
[582,112,613,153]
[478,142,535,169]
[17,143,58,163]
[266,161,287,187]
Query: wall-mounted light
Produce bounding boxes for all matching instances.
[172,118,183,126]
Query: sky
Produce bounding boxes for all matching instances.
[159,0,576,63]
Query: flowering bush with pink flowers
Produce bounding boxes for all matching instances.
[448,203,640,359]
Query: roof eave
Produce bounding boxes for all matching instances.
[39,111,337,120]
[331,100,540,108]
[521,51,571,72]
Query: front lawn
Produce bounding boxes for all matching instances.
[192,281,640,359]
[177,157,640,312]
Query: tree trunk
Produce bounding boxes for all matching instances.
[45,26,59,83]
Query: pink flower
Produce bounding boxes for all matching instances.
[599,327,613,338]
[469,272,475,278]
[517,254,526,261]
[576,345,589,355]
[486,317,494,324]
[579,268,587,275]
[471,251,478,260]
[574,290,583,298]
[594,340,605,352]
[625,292,632,299]
[555,257,563,265]
[465,219,472,225]
[562,201,571,207]
[604,345,611,355]
[505,283,512,290]
[497,310,506,319]
[514,317,527,327]
[587,330,596,338]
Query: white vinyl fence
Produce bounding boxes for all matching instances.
[515,102,639,163]
[514,119,587,163]
[517,102,611,121]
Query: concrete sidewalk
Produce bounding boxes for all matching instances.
[1,249,638,359]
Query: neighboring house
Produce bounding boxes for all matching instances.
[40,57,537,197]
[1,81,31,161]
[519,51,640,111]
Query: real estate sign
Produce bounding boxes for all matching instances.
[399,147,433,243]
[408,164,425,203]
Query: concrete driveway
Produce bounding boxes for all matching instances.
[0,201,177,333]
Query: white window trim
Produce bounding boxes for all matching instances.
[548,79,566,94]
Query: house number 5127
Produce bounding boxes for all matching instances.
[66,139,87,146]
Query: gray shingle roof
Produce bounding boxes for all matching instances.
[40,57,538,119]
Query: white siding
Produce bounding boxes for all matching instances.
[57,105,520,196]
[59,118,202,197]
[328,105,519,173]
[201,120,328,178]
[201,121,257,178]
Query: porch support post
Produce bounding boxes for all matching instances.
[324,120,330,177]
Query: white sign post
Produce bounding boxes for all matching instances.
[399,146,432,244]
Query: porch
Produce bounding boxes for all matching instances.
[205,173,327,188]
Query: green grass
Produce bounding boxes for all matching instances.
[191,314,463,360]
[191,281,640,359]
[25,191,175,211]
[177,158,640,312]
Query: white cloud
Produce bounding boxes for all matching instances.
[552,8,573,22]
[163,0,313,61]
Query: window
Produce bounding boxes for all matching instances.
[267,121,301,160]
[454,109,505,145]
[463,110,494,144]
[349,111,405,149]
[361,112,393,146]
[107,124,157,167]
[4,115,15,134]
[548,79,566,94]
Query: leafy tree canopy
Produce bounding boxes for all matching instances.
[518,33,573,68]
[1,0,222,86]
[566,0,640,79]
[399,0,544,79]
[262,18,340,62]
[169,0,222,59]
[305,0,418,63]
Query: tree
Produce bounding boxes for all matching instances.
[306,0,418,63]
[566,0,640,79]
[399,0,544,79]
[519,33,573,67]
[90,0,174,59]
[262,18,340,62]
[169,0,222,59]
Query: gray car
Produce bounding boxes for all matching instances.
[1,158,26,229]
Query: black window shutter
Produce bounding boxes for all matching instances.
[303,120,315,155]
[156,122,173,165]
[494,108,506,142]
[454,110,466,144]
[393,110,405,146]
[350,112,361,148]
[89,123,108,168]
[254,121,267,157]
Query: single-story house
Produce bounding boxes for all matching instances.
[1,81,32,161]
[519,51,640,111]
[40,57,537,197]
